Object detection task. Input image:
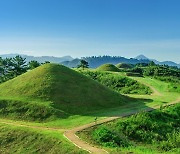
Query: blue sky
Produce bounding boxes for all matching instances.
[0,0,180,63]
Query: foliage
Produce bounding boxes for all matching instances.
[77,60,89,69]
[93,126,130,148]
[28,60,41,70]
[78,70,151,94]
[92,104,180,152]
[143,65,180,77]
[0,56,27,83]
[0,55,43,83]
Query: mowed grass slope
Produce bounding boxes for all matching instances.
[0,64,127,118]
[96,64,120,72]
[0,123,86,154]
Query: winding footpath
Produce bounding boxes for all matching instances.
[63,82,180,154]
[0,83,179,154]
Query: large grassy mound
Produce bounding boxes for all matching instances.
[96,64,120,72]
[0,64,126,119]
[116,63,132,69]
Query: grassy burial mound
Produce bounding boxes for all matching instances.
[96,64,120,72]
[0,64,127,120]
[116,63,133,69]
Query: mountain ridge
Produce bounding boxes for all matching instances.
[135,54,180,68]
[0,54,73,63]
[0,53,179,68]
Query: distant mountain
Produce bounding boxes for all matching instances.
[135,54,180,68]
[135,55,149,60]
[0,54,73,63]
[60,56,151,68]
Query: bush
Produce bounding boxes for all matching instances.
[126,72,143,77]
[78,70,151,95]
[91,104,180,152]
[93,126,130,147]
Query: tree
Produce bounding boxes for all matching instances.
[149,61,155,66]
[77,60,89,69]
[44,61,50,64]
[10,55,27,77]
[28,60,41,70]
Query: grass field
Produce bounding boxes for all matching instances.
[0,66,179,153]
[0,123,86,154]
[77,104,180,153]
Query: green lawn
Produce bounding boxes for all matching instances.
[0,123,87,154]
[0,67,179,153]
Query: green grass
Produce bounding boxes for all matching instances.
[0,123,86,154]
[116,63,133,69]
[77,104,180,153]
[96,64,120,72]
[0,67,179,153]
[0,68,179,129]
[0,64,128,120]
[77,69,152,95]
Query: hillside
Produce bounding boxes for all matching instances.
[116,63,133,69]
[78,103,180,153]
[0,123,86,154]
[96,64,120,72]
[78,70,152,95]
[0,64,127,119]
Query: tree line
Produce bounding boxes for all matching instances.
[0,55,49,83]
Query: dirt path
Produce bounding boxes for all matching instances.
[64,98,180,154]
[0,120,65,132]
[143,82,162,96]
[0,99,179,154]
[0,85,179,154]
[132,78,162,96]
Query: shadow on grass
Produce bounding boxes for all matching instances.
[0,95,154,122]
[52,95,154,119]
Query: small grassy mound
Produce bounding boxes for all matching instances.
[96,64,120,72]
[0,123,86,154]
[116,63,133,69]
[0,64,127,120]
[78,70,152,95]
[78,104,180,153]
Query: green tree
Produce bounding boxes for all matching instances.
[28,60,41,70]
[10,55,27,77]
[78,60,89,69]
[149,61,156,66]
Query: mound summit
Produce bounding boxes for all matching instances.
[0,64,126,115]
[116,63,133,69]
[96,64,120,72]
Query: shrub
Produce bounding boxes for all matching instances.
[93,126,130,147]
